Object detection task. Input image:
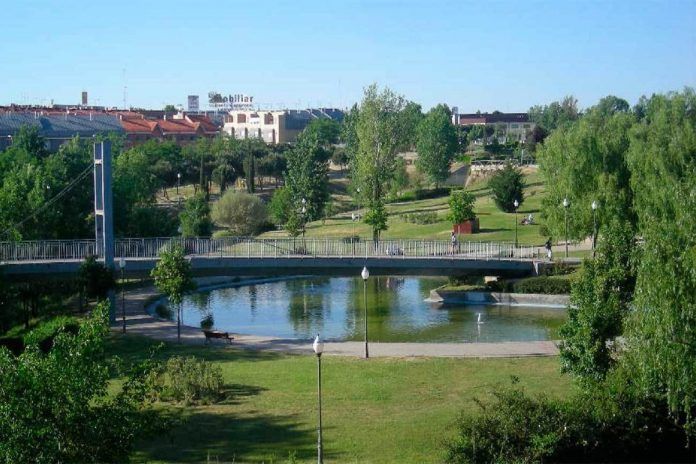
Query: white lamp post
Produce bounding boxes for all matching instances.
[313,335,324,464]
[591,200,598,256]
[119,257,126,333]
[361,266,370,358]
[563,198,570,258]
[513,199,519,249]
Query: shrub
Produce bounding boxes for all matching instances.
[24,316,80,352]
[151,356,225,405]
[488,162,525,212]
[78,256,114,300]
[154,303,172,319]
[401,211,439,224]
[448,190,476,224]
[512,276,571,294]
[268,187,293,225]
[212,191,268,236]
[179,193,213,237]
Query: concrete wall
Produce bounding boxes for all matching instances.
[429,289,569,308]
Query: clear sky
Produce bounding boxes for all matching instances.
[1,0,694,112]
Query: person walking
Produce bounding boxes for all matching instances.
[451,231,458,255]
[545,237,553,260]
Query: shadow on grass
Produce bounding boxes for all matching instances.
[478,228,506,233]
[106,334,287,367]
[135,410,333,463]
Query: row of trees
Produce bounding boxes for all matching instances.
[446,88,696,461]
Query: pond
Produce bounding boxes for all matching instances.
[159,276,567,343]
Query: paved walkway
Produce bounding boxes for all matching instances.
[111,277,560,358]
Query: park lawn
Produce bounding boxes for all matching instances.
[109,335,572,464]
[260,170,548,246]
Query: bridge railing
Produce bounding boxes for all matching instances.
[1,237,540,262]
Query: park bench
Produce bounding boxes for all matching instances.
[203,330,234,344]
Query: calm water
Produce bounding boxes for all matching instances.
[164,277,567,343]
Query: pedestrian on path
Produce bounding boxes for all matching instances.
[545,237,553,260]
[451,231,458,255]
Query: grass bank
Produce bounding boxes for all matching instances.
[108,335,572,463]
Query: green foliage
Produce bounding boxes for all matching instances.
[78,255,115,299]
[528,95,580,133]
[149,356,225,405]
[444,378,694,463]
[415,104,458,186]
[0,302,162,463]
[268,186,293,225]
[559,220,635,383]
[179,194,212,237]
[284,131,330,221]
[303,118,341,146]
[397,101,423,151]
[150,246,195,306]
[401,211,438,225]
[353,84,407,239]
[23,315,80,349]
[212,190,268,236]
[447,190,476,224]
[488,163,525,212]
[623,88,696,431]
[537,103,634,240]
[511,276,572,295]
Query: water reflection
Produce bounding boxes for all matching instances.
[168,277,567,343]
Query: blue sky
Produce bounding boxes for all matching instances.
[1,0,694,112]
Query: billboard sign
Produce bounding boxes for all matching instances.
[208,92,254,110]
[187,95,200,112]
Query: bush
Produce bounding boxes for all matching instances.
[401,211,439,224]
[24,316,80,352]
[488,162,525,212]
[154,303,172,319]
[511,276,572,294]
[212,191,268,236]
[179,194,213,237]
[448,190,476,224]
[268,187,293,225]
[78,256,114,300]
[150,356,225,405]
[444,378,694,463]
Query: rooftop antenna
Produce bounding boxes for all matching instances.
[122,68,127,110]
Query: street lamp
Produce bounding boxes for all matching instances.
[301,199,307,249]
[591,200,598,257]
[176,172,181,206]
[119,257,126,333]
[313,335,324,464]
[563,198,570,258]
[361,266,370,359]
[513,199,519,249]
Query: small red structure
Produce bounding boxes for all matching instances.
[453,218,479,234]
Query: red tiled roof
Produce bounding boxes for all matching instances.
[120,117,159,133]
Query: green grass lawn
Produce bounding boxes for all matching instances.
[260,170,549,247]
[109,335,572,463]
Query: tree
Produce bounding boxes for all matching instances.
[284,131,330,222]
[212,191,268,236]
[488,163,525,212]
[163,104,177,113]
[397,101,423,151]
[353,84,407,241]
[268,187,292,225]
[304,118,341,146]
[415,104,458,186]
[559,219,635,383]
[151,246,196,343]
[78,256,115,300]
[622,89,696,433]
[537,104,634,240]
[179,194,212,237]
[448,190,476,224]
[528,95,580,133]
[0,301,161,463]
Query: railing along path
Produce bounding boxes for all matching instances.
[0,237,540,262]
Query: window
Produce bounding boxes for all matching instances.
[511,124,519,129]
[264,113,274,125]
[237,114,247,123]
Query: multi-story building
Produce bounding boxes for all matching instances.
[452,112,535,143]
[222,108,344,144]
[119,112,219,147]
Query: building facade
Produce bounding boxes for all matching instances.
[222,108,344,144]
[453,112,535,143]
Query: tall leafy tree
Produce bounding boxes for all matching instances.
[151,245,196,343]
[353,84,407,241]
[415,104,457,186]
[397,101,423,151]
[284,131,330,223]
[488,163,525,213]
[179,194,212,237]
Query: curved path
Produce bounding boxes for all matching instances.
[112,277,560,358]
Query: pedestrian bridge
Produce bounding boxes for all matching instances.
[0,237,546,280]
